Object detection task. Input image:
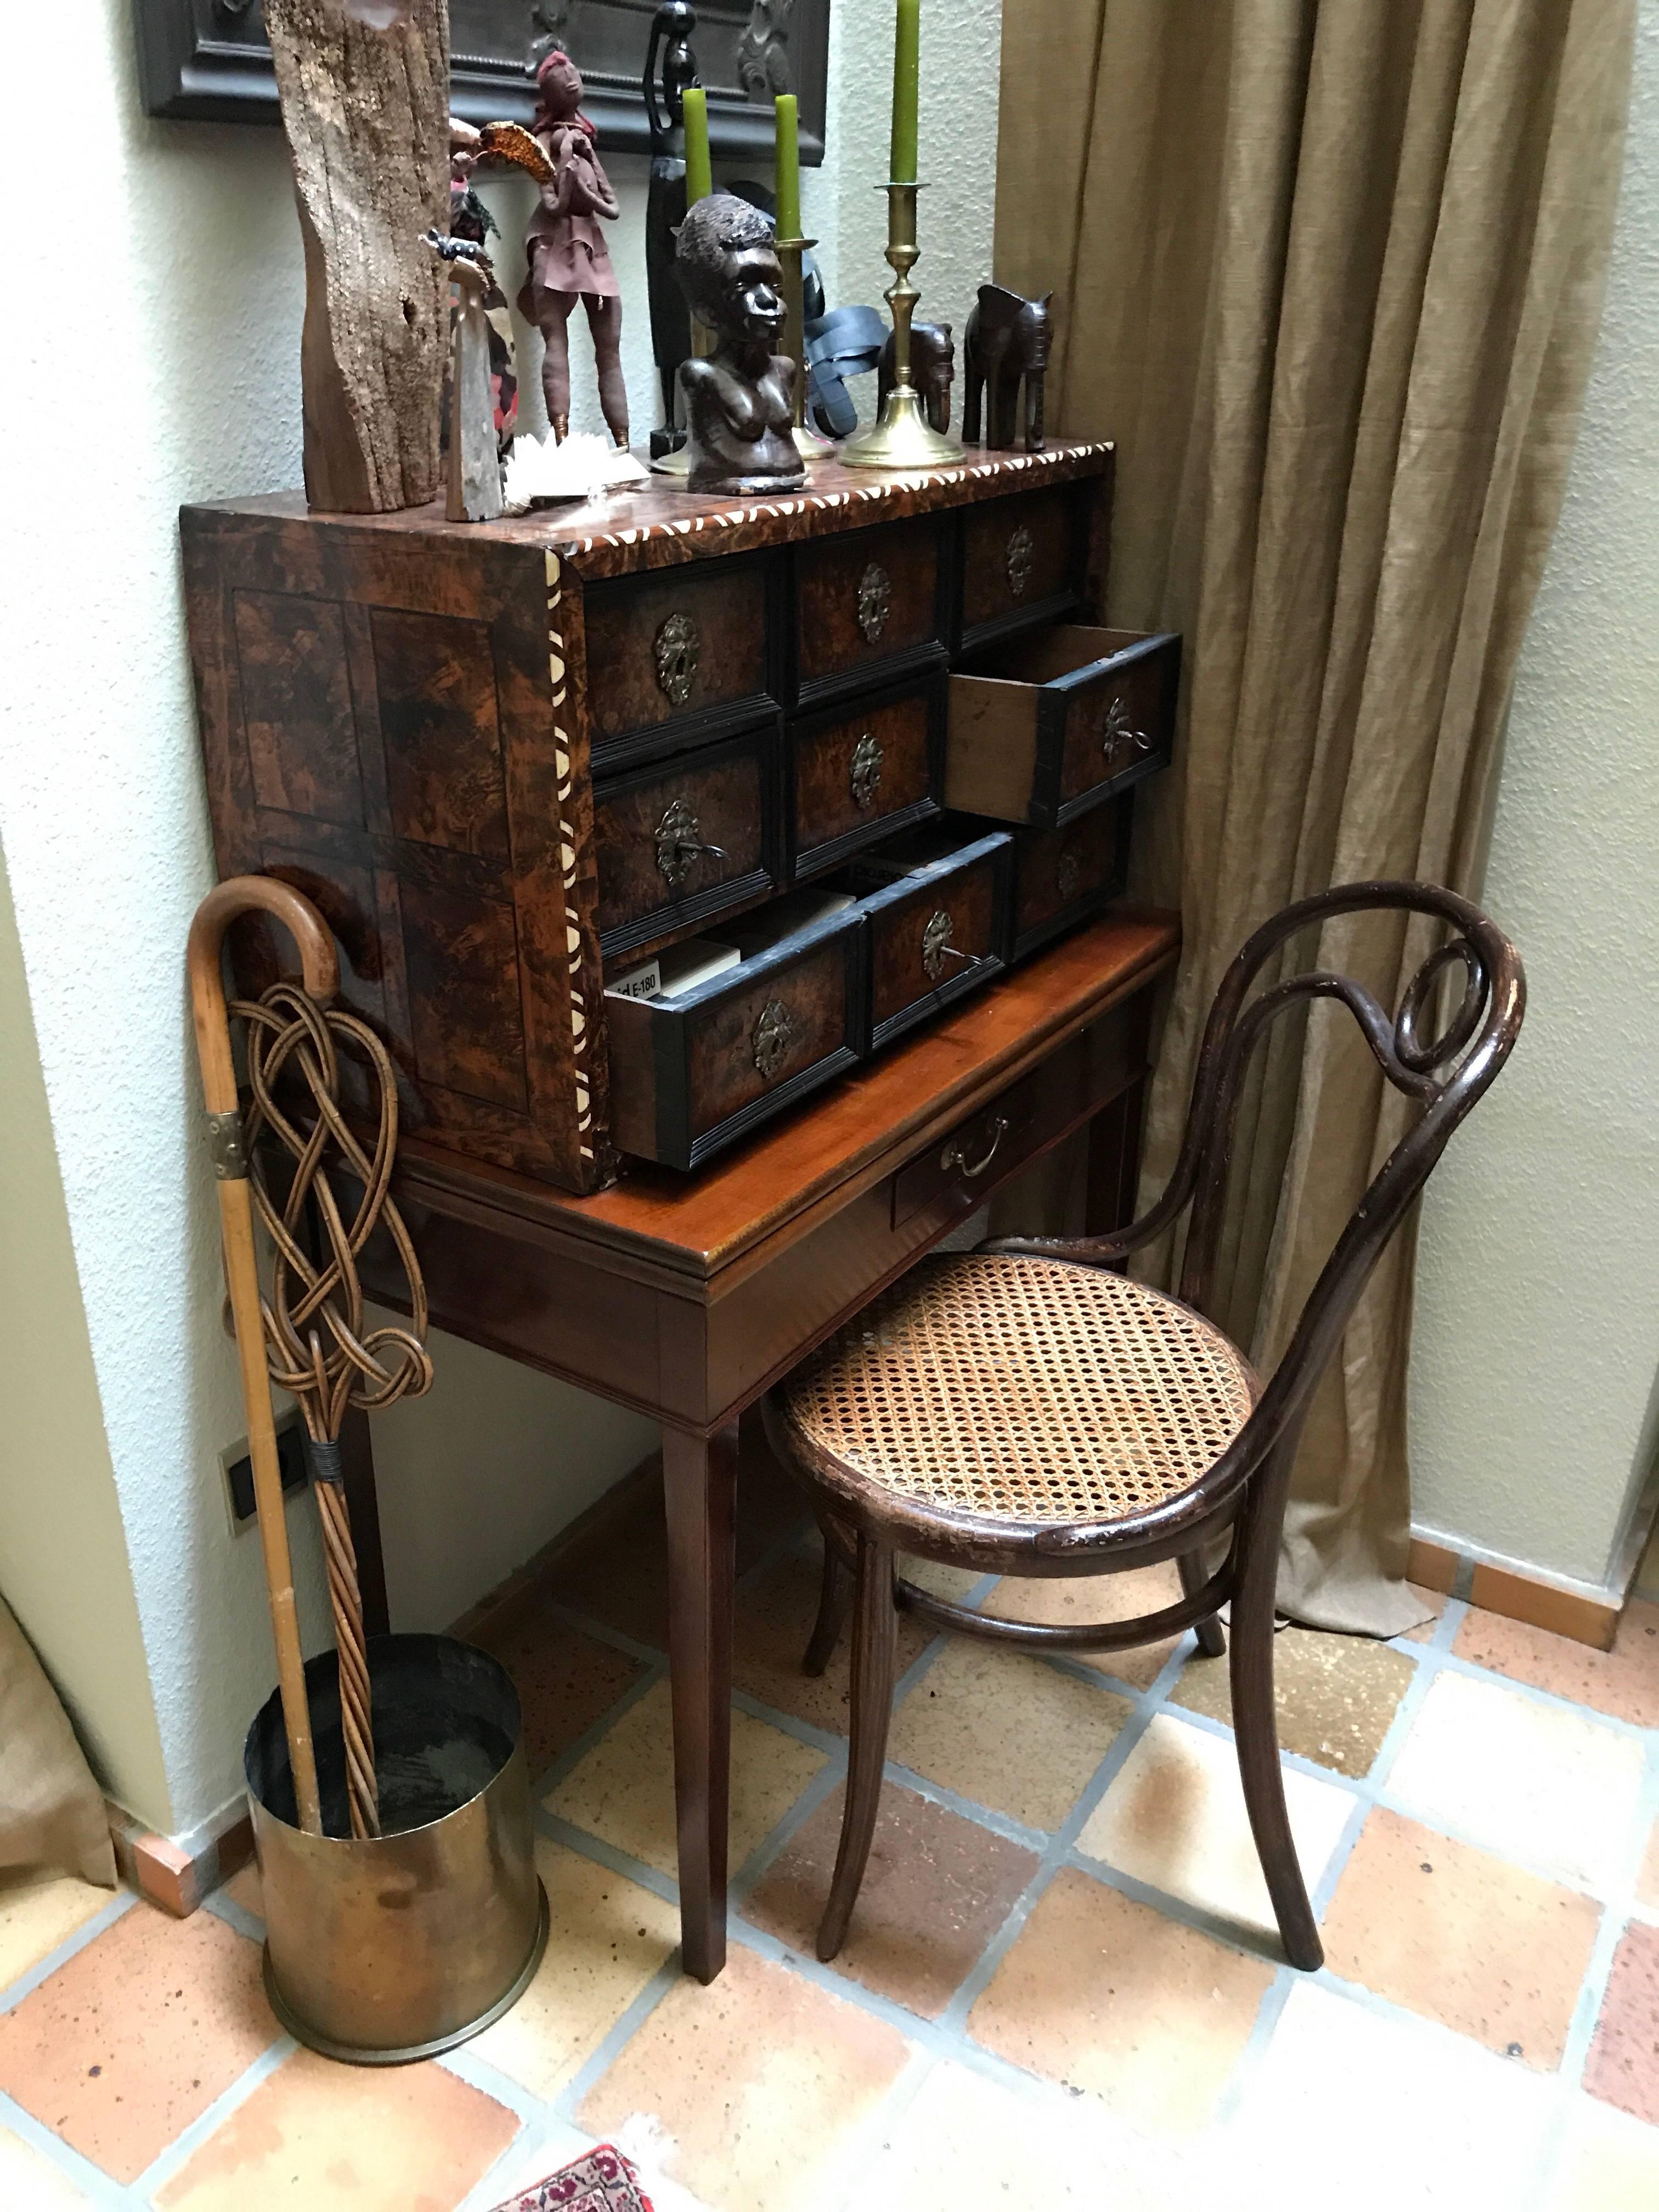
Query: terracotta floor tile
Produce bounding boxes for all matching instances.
[545,1676,824,1877]
[0,1869,117,1994]
[968,1867,1270,2137]
[578,1942,911,2212]
[898,1554,985,1603]
[1640,1816,1659,1911]
[475,1605,646,1781]
[1321,1807,1600,2068]
[1546,2095,1659,2210]
[985,1561,1188,1690]
[732,1553,934,1735]
[888,1640,1131,1832]
[0,2122,97,2207]
[155,2045,518,2211]
[733,1413,812,1571]
[1401,1582,1449,1645]
[1453,1599,1659,1728]
[551,1512,672,1652]
[1385,1669,1646,1892]
[851,2057,1214,2209]
[1171,1625,1417,1778]
[745,1778,1039,2018]
[470,1837,677,2097]
[217,1864,263,1921]
[1584,1920,1659,2126]
[1075,1713,1353,1945]
[0,1902,273,2184]
[1233,1982,1554,2212]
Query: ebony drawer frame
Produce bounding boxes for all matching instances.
[583,547,788,774]
[952,478,1092,657]
[1003,794,1136,965]
[786,515,951,715]
[845,828,1013,1054]
[786,670,947,882]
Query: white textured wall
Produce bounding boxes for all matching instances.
[1409,3,1659,1592]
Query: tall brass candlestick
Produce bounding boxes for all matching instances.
[839,181,962,470]
[776,234,833,460]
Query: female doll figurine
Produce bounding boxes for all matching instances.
[515,48,629,447]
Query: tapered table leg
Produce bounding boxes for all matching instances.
[663,1420,739,1983]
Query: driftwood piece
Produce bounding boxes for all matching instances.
[265,0,453,513]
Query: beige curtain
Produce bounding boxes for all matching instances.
[994,0,1634,1632]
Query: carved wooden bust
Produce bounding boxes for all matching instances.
[674,192,805,495]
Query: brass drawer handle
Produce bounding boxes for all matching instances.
[850,731,884,808]
[1100,693,1150,763]
[941,1113,1009,1180]
[655,797,727,889]
[654,611,701,707]
[753,998,794,1081]
[857,561,893,644]
[1006,524,1035,599]
[921,908,972,983]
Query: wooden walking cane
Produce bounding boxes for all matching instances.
[189,878,332,1837]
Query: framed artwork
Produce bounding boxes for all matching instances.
[132,0,831,162]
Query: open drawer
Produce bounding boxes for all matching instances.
[946,626,1179,830]
[605,892,862,1170]
[822,822,1013,1053]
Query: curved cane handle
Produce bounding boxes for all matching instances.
[187,876,339,1115]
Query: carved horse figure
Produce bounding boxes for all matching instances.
[963,283,1052,451]
[878,320,955,435]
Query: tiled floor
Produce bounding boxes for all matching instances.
[3,1444,1657,2210]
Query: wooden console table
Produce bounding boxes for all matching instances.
[354,905,1179,1981]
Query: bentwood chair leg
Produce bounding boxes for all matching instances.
[1178,1549,1227,1657]
[1229,1466,1322,1971]
[816,1531,897,1961]
[803,1536,854,1678]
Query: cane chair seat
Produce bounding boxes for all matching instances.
[781,1252,1257,1530]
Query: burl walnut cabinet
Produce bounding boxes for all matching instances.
[182,442,1176,1194]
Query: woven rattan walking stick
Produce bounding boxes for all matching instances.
[190,878,433,1842]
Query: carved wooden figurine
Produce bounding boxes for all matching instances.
[963,284,1053,452]
[496,49,628,446]
[675,193,805,495]
[644,1,701,457]
[878,320,954,436]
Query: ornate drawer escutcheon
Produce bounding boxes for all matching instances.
[1056,849,1083,902]
[654,611,702,707]
[654,798,727,889]
[1099,693,1152,768]
[921,908,970,983]
[849,731,884,808]
[1006,524,1036,600]
[856,561,893,645]
[752,998,794,1081]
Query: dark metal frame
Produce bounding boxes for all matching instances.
[132,0,833,162]
[765,881,1526,1969]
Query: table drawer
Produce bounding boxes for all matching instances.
[791,517,946,708]
[594,726,783,960]
[584,552,781,769]
[890,996,1141,1232]
[826,823,1012,1053]
[606,904,862,1170]
[789,676,944,879]
[957,484,1083,650]
[947,625,1179,831]
[1007,795,1133,963]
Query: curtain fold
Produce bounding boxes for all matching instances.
[994,0,1634,1631]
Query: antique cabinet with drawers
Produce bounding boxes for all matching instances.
[182,441,1176,1195]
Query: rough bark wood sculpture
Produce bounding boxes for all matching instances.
[264,0,452,512]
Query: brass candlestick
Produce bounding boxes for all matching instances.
[839,182,963,471]
[776,233,833,460]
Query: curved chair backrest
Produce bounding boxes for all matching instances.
[1006,881,1525,1517]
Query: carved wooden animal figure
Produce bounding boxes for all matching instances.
[878,320,954,435]
[963,284,1052,451]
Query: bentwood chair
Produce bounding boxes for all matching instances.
[764,883,1524,1970]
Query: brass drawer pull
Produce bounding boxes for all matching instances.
[1006,524,1035,599]
[752,998,794,1081]
[941,1113,1009,1180]
[857,561,893,644]
[654,611,701,706]
[1100,692,1149,763]
[850,731,884,808]
[655,797,727,889]
[921,908,972,983]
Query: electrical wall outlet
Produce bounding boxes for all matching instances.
[219,1410,309,1530]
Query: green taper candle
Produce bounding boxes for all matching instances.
[774,94,802,240]
[890,0,920,183]
[682,84,713,207]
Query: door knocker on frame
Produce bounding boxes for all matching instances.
[654,611,701,707]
